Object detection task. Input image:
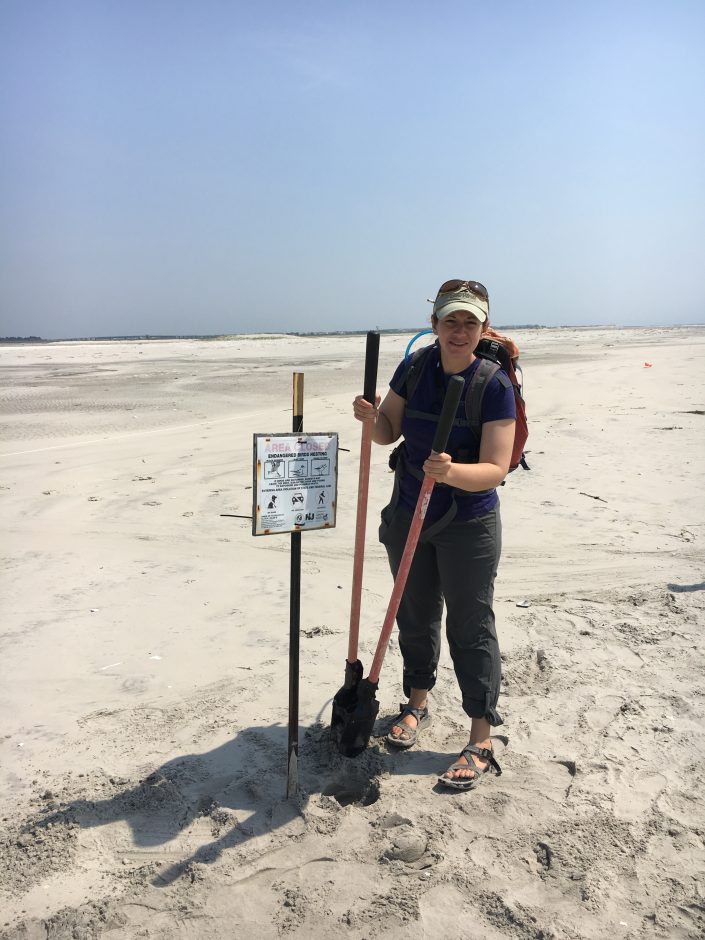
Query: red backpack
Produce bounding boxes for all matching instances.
[473,334,529,472]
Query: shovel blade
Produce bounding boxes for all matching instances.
[331,659,363,711]
[331,659,363,749]
[331,676,379,758]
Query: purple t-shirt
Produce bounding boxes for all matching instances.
[389,346,516,521]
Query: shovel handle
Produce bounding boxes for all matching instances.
[363,331,380,405]
[431,375,463,453]
[368,375,464,684]
[347,331,380,664]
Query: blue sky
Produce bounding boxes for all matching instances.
[1,0,704,337]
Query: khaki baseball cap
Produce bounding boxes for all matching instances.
[432,279,489,322]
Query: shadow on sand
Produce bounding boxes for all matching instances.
[35,716,501,887]
[36,720,385,886]
[667,581,705,593]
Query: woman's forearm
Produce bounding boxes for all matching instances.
[370,408,398,445]
[444,460,509,492]
[353,388,404,446]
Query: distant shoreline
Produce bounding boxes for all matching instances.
[2,323,704,345]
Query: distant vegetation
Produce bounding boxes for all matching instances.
[0,336,47,343]
[1,334,220,343]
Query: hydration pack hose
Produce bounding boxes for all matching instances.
[404,329,434,361]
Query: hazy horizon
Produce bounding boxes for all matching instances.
[4,323,705,346]
[2,1,704,339]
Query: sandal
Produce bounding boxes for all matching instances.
[437,742,502,791]
[385,703,431,749]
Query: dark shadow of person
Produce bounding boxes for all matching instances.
[34,720,386,887]
[33,710,506,888]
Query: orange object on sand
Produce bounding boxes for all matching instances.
[644,362,653,368]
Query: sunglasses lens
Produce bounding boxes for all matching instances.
[467,281,488,300]
[437,279,489,300]
[438,279,465,293]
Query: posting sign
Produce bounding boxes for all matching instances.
[253,433,338,536]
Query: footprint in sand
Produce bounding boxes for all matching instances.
[612,770,667,820]
[509,754,575,806]
[121,676,151,694]
[582,694,625,732]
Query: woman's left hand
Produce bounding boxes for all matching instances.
[423,451,454,483]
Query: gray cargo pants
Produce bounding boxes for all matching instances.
[379,502,503,726]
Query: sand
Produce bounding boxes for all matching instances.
[1,327,704,939]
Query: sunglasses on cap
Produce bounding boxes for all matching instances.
[436,279,489,300]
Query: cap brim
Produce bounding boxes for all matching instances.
[435,300,487,323]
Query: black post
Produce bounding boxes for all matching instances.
[287,373,304,798]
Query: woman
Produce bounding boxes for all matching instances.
[352,279,516,790]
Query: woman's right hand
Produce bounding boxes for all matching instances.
[352,393,381,423]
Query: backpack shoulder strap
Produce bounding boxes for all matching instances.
[466,357,503,436]
[390,342,436,401]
